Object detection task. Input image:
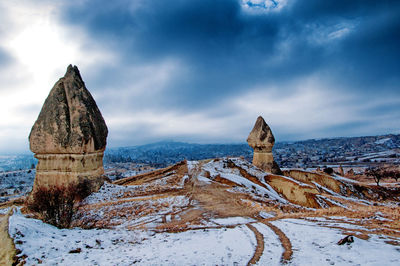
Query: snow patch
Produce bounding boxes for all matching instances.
[211,216,255,226]
[271,219,400,265]
[259,211,276,219]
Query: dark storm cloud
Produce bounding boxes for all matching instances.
[62,0,325,109]
[58,0,400,143]
[306,0,400,92]
[62,0,399,98]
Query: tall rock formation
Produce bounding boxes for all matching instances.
[29,65,108,194]
[247,116,282,175]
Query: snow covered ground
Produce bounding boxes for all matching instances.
[272,219,400,266]
[9,210,255,265]
[202,159,288,203]
[211,216,255,226]
[252,222,283,265]
[8,210,400,265]
[4,158,400,265]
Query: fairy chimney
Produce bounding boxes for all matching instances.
[247,116,281,174]
[29,65,108,194]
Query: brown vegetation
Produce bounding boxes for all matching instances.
[67,159,400,242]
[114,160,188,186]
[365,166,400,186]
[27,180,92,228]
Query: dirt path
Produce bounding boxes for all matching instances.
[0,210,17,265]
[262,221,293,263]
[246,224,264,265]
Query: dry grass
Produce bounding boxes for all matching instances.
[68,159,400,242]
[190,182,261,218]
[154,209,205,232]
[114,161,188,186]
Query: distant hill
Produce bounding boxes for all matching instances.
[1,133,399,171]
[104,141,253,167]
[273,133,400,168]
[0,154,36,172]
[105,134,400,168]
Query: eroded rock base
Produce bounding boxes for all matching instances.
[31,152,106,194]
[252,152,282,175]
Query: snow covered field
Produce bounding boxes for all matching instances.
[4,158,400,265]
[8,210,400,265]
[272,219,400,265]
[9,211,254,265]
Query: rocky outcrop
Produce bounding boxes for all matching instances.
[337,235,354,245]
[29,65,108,194]
[247,116,281,174]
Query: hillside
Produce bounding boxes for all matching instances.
[2,133,400,205]
[3,157,400,265]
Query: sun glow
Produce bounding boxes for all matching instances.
[0,1,115,152]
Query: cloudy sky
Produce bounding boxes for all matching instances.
[0,0,399,153]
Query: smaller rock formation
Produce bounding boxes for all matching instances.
[29,65,108,196]
[247,116,282,174]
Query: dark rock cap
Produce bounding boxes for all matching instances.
[247,116,275,149]
[29,65,108,154]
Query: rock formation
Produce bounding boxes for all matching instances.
[247,116,282,174]
[29,65,108,194]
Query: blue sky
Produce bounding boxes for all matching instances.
[0,0,399,153]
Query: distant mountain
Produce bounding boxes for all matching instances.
[104,141,253,167]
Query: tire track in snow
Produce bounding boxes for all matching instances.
[262,221,293,263]
[246,224,264,265]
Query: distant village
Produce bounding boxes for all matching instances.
[274,134,400,170]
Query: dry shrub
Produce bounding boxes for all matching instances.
[323,167,334,175]
[365,166,400,186]
[27,180,91,228]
